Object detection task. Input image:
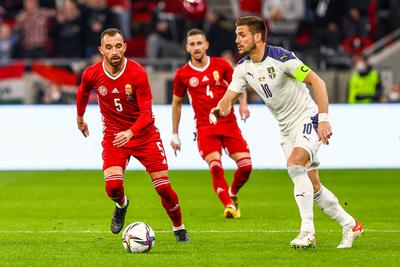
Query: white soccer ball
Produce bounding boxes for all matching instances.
[122,222,156,253]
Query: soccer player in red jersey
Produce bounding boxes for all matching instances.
[76,28,189,242]
[171,28,252,219]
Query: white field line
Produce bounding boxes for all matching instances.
[0,229,398,234]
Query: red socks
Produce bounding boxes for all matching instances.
[105,174,125,205]
[231,157,252,196]
[209,160,232,207]
[152,177,183,227]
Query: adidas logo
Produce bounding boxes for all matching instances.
[162,159,167,164]
[216,187,225,194]
[202,76,209,82]
[112,88,119,94]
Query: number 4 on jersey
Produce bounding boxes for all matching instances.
[206,85,214,98]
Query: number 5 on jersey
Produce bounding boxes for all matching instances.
[114,98,123,112]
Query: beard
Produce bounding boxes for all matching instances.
[239,42,256,55]
[109,56,122,68]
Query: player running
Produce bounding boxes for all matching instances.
[171,28,252,219]
[76,28,189,242]
[210,16,363,248]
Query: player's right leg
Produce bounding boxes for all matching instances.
[102,143,131,234]
[308,169,364,248]
[229,152,252,211]
[104,166,129,234]
[205,152,239,219]
[287,147,316,248]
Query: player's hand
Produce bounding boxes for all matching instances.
[209,107,224,125]
[77,116,89,137]
[113,129,134,147]
[318,121,332,145]
[170,133,181,156]
[239,104,250,122]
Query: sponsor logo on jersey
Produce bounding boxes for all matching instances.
[202,75,209,82]
[189,77,199,87]
[98,85,107,96]
[267,67,276,79]
[112,88,119,94]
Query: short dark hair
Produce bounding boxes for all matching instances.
[236,16,267,42]
[186,28,206,40]
[100,28,125,43]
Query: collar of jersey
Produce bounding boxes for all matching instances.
[188,56,210,72]
[102,57,127,80]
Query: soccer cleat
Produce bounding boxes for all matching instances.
[174,229,190,242]
[290,231,316,249]
[337,220,364,248]
[230,195,239,210]
[223,205,241,219]
[111,198,129,234]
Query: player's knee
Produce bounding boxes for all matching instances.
[209,160,224,178]
[287,165,307,179]
[152,177,173,196]
[236,157,252,176]
[105,179,124,198]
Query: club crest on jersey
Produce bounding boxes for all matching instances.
[213,70,220,85]
[267,67,276,79]
[98,85,107,96]
[125,84,132,95]
[189,77,199,87]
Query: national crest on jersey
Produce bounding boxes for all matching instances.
[98,85,107,96]
[189,77,199,87]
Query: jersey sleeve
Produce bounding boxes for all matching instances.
[227,64,247,94]
[129,70,155,137]
[173,70,186,98]
[221,59,234,84]
[76,68,92,117]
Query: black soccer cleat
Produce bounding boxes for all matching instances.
[173,229,190,242]
[111,198,129,234]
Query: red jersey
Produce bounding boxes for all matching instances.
[76,58,154,138]
[173,56,237,128]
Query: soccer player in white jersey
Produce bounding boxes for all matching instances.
[209,16,364,249]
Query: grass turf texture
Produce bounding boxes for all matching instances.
[0,170,399,266]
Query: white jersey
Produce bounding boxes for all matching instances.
[228,45,318,134]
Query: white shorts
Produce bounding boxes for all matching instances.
[280,115,321,170]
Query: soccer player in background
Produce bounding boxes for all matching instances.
[210,16,363,248]
[76,28,189,242]
[171,28,252,219]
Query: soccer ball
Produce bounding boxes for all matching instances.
[122,222,155,253]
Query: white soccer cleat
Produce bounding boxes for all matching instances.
[337,220,364,249]
[290,231,316,249]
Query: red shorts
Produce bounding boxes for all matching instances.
[102,126,168,173]
[196,122,249,159]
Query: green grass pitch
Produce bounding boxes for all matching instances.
[0,169,399,266]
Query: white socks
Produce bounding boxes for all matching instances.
[116,196,128,209]
[288,165,315,234]
[314,185,355,229]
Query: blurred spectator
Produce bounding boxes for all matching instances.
[181,0,207,29]
[108,0,131,39]
[52,0,84,58]
[239,0,262,16]
[311,0,344,52]
[146,1,186,70]
[220,49,236,67]
[376,0,400,40]
[262,0,305,49]
[42,82,64,104]
[204,9,236,57]
[347,56,382,103]
[387,80,400,103]
[14,0,56,58]
[82,0,114,58]
[343,0,370,38]
[0,22,18,64]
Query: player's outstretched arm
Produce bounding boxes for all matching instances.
[209,90,239,124]
[171,95,183,155]
[238,88,250,122]
[304,71,332,145]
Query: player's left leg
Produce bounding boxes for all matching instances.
[150,170,189,242]
[229,152,252,210]
[308,169,364,248]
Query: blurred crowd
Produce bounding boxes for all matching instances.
[0,0,399,104]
